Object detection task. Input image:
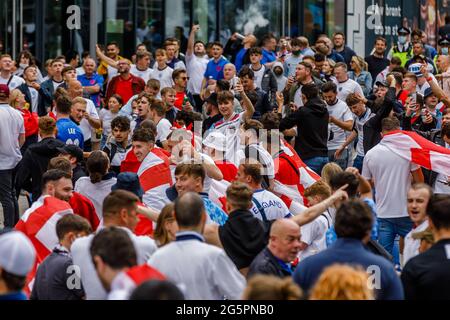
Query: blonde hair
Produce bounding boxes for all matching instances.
[243,275,303,300]
[321,162,343,186]
[72,96,87,106]
[352,56,368,72]
[9,89,25,109]
[309,264,374,300]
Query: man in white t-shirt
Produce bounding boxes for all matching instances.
[334,62,364,102]
[67,80,101,151]
[362,117,424,256]
[0,84,25,228]
[298,180,333,260]
[149,99,172,149]
[322,81,354,170]
[0,54,25,91]
[130,51,153,83]
[71,190,156,300]
[403,183,432,266]
[236,162,292,221]
[186,25,209,108]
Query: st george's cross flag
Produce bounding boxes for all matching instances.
[381,130,450,176]
[137,148,173,211]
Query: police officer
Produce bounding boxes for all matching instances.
[388,27,413,67]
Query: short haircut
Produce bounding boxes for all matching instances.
[248,46,263,56]
[321,81,337,94]
[409,183,433,199]
[108,94,123,106]
[111,116,130,132]
[155,48,167,57]
[217,91,234,104]
[102,190,140,218]
[86,151,110,184]
[329,172,360,198]
[51,58,65,67]
[55,95,73,114]
[313,53,325,62]
[290,38,302,47]
[297,36,309,48]
[334,199,373,239]
[161,87,176,97]
[241,119,264,139]
[90,227,137,269]
[1,270,26,292]
[299,61,313,72]
[130,280,185,300]
[211,41,223,49]
[137,92,154,105]
[56,214,92,241]
[334,32,345,39]
[238,65,255,79]
[62,66,76,76]
[132,128,155,143]
[404,72,418,82]
[72,96,87,107]
[260,112,281,130]
[136,51,151,62]
[260,34,276,47]
[140,120,157,136]
[346,93,362,107]
[48,156,72,173]
[240,163,263,184]
[375,36,387,45]
[335,62,348,71]
[147,78,161,90]
[381,117,400,132]
[304,180,332,199]
[442,122,450,139]
[150,99,167,117]
[174,192,205,228]
[226,182,253,210]
[427,195,450,230]
[42,169,72,191]
[174,163,206,184]
[172,69,187,81]
[301,83,319,100]
[390,57,402,66]
[38,116,56,135]
[216,79,230,91]
[106,41,119,48]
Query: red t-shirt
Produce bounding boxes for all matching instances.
[215,161,238,182]
[174,91,186,111]
[21,109,39,137]
[115,76,134,104]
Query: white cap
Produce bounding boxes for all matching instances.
[203,132,227,152]
[0,231,36,277]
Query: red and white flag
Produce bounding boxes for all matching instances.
[15,196,74,262]
[274,141,320,206]
[381,130,450,176]
[137,148,173,211]
[209,179,230,212]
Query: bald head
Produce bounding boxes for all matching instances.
[270,219,300,237]
[174,192,205,229]
[68,80,83,98]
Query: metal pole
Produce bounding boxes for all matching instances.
[90,0,99,59]
[12,0,17,59]
[19,0,23,52]
[282,0,286,37]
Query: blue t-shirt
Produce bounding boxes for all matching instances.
[78,73,104,107]
[261,49,277,65]
[235,48,248,73]
[56,118,84,149]
[204,56,228,81]
[200,193,228,226]
[326,198,378,247]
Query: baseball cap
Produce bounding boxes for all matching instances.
[205,93,218,107]
[111,172,144,199]
[423,87,435,100]
[57,144,84,163]
[0,84,10,97]
[408,62,424,77]
[375,80,389,88]
[438,37,450,46]
[203,131,227,152]
[398,27,411,35]
[0,231,36,277]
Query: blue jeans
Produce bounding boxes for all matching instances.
[353,155,364,173]
[378,217,413,258]
[328,149,349,170]
[303,156,329,175]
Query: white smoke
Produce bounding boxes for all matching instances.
[235,0,270,35]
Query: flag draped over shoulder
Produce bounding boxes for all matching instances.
[209,179,230,212]
[137,148,173,211]
[381,130,450,176]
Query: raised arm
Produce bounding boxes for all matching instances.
[96,45,119,69]
[235,81,255,121]
[187,25,200,56]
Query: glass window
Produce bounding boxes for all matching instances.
[43,0,63,59]
[286,0,301,37]
[0,0,14,56]
[137,0,164,53]
[326,0,345,35]
[164,0,190,53]
[193,0,217,43]
[304,0,325,44]
[104,0,135,59]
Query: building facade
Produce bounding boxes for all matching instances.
[0,0,448,63]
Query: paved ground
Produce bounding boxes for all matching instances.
[0,196,29,229]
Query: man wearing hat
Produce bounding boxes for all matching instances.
[58,144,87,185]
[0,84,25,228]
[202,93,222,135]
[438,37,450,56]
[0,231,36,300]
[203,131,238,182]
[387,27,413,67]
